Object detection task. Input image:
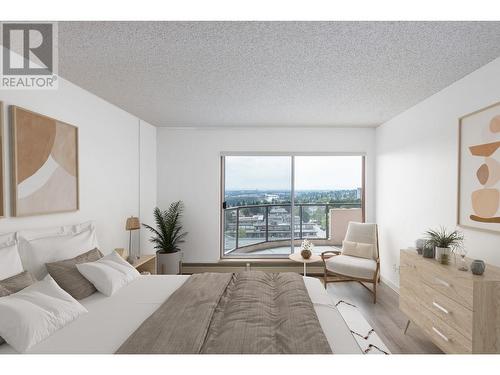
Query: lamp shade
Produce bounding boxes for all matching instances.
[125,216,140,231]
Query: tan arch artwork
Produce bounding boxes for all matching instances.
[11,106,79,217]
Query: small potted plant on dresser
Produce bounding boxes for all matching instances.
[143,201,187,275]
[424,226,464,265]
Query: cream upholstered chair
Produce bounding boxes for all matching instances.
[321,222,380,303]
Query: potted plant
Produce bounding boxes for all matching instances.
[424,227,464,265]
[143,201,187,274]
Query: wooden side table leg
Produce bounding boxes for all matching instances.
[303,262,306,276]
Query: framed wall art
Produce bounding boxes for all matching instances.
[10,106,79,217]
[458,101,500,232]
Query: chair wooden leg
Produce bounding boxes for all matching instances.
[373,281,377,304]
[323,269,328,289]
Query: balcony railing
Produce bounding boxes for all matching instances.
[223,202,361,254]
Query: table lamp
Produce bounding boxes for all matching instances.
[126,216,141,260]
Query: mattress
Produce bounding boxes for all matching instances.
[0,275,361,354]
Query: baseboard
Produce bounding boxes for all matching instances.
[182,262,324,275]
[381,275,399,294]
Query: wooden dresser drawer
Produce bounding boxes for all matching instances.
[400,275,472,338]
[400,295,472,354]
[401,251,473,310]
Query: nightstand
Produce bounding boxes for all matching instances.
[131,255,156,275]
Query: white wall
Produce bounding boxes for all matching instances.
[157,127,376,263]
[139,120,157,253]
[376,57,500,290]
[0,79,157,255]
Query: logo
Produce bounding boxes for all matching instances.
[1,22,58,89]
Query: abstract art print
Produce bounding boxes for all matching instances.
[458,101,500,232]
[10,106,79,217]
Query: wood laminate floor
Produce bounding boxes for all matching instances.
[324,280,443,354]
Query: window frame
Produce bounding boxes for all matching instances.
[219,152,366,260]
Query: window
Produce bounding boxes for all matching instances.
[221,154,365,258]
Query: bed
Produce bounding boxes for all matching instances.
[1,221,362,354]
[0,274,361,354]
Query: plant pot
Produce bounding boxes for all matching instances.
[156,251,182,275]
[422,245,435,258]
[435,247,451,265]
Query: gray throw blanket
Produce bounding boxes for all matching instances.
[117,271,332,354]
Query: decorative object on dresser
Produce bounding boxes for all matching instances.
[143,202,187,275]
[125,216,140,260]
[400,249,500,353]
[321,222,380,303]
[458,101,500,232]
[415,239,425,255]
[470,259,486,275]
[424,227,464,265]
[0,102,4,218]
[457,247,469,271]
[10,106,79,217]
[422,241,435,258]
[131,254,156,275]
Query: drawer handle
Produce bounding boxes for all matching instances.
[434,277,451,288]
[432,326,450,342]
[432,301,450,315]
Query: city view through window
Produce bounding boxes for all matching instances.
[222,155,364,257]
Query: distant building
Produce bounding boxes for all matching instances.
[265,194,279,203]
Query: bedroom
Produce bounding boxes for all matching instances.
[1,1,500,374]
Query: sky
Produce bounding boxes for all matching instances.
[225,156,362,191]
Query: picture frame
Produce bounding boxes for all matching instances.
[10,106,79,217]
[457,101,500,233]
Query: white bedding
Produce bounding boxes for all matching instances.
[0,275,361,354]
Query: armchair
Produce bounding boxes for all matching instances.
[321,222,380,303]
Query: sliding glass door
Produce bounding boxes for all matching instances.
[222,156,292,256]
[221,154,364,258]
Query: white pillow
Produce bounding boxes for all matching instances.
[0,276,87,352]
[76,251,139,296]
[17,222,99,280]
[341,240,374,259]
[0,233,24,280]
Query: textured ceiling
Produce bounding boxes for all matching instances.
[58,21,500,127]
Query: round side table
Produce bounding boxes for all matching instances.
[288,253,321,276]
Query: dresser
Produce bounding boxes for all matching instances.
[399,249,500,353]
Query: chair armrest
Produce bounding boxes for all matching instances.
[321,249,341,261]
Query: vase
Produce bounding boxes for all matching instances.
[435,247,451,265]
[156,251,182,275]
[301,249,312,259]
[471,260,486,275]
[422,245,434,258]
[415,239,424,255]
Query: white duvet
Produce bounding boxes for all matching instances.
[0,275,361,354]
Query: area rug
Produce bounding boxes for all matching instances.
[332,297,391,354]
